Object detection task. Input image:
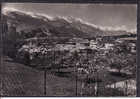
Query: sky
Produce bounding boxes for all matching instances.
[2,3,137,32]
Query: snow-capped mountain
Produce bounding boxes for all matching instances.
[2,8,135,39]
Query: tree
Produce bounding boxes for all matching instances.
[109,53,126,74]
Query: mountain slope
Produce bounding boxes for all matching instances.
[2,10,135,39]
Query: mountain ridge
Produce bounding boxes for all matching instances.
[2,9,135,40]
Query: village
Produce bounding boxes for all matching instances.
[1,7,136,96]
[12,34,136,96]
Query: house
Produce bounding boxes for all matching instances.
[115,39,123,43]
[90,40,98,49]
[54,44,76,51]
[104,43,114,50]
[69,38,89,45]
[128,43,136,53]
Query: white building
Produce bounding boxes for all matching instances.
[104,43,114,50]
[90,40,98,49]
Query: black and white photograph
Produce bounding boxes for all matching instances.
[0,3,137,96]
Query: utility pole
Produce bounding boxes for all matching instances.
[96,69,99,96]
[44,69,47,95]
[43,53,47,96]
[75,51,78,96]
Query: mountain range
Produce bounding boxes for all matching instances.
[2,9,136,40]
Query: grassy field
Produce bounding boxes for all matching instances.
[1,56,77,96]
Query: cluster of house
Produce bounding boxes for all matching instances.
[53,37,114,52]
[17,36,136,61]
[115,39,136,54]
